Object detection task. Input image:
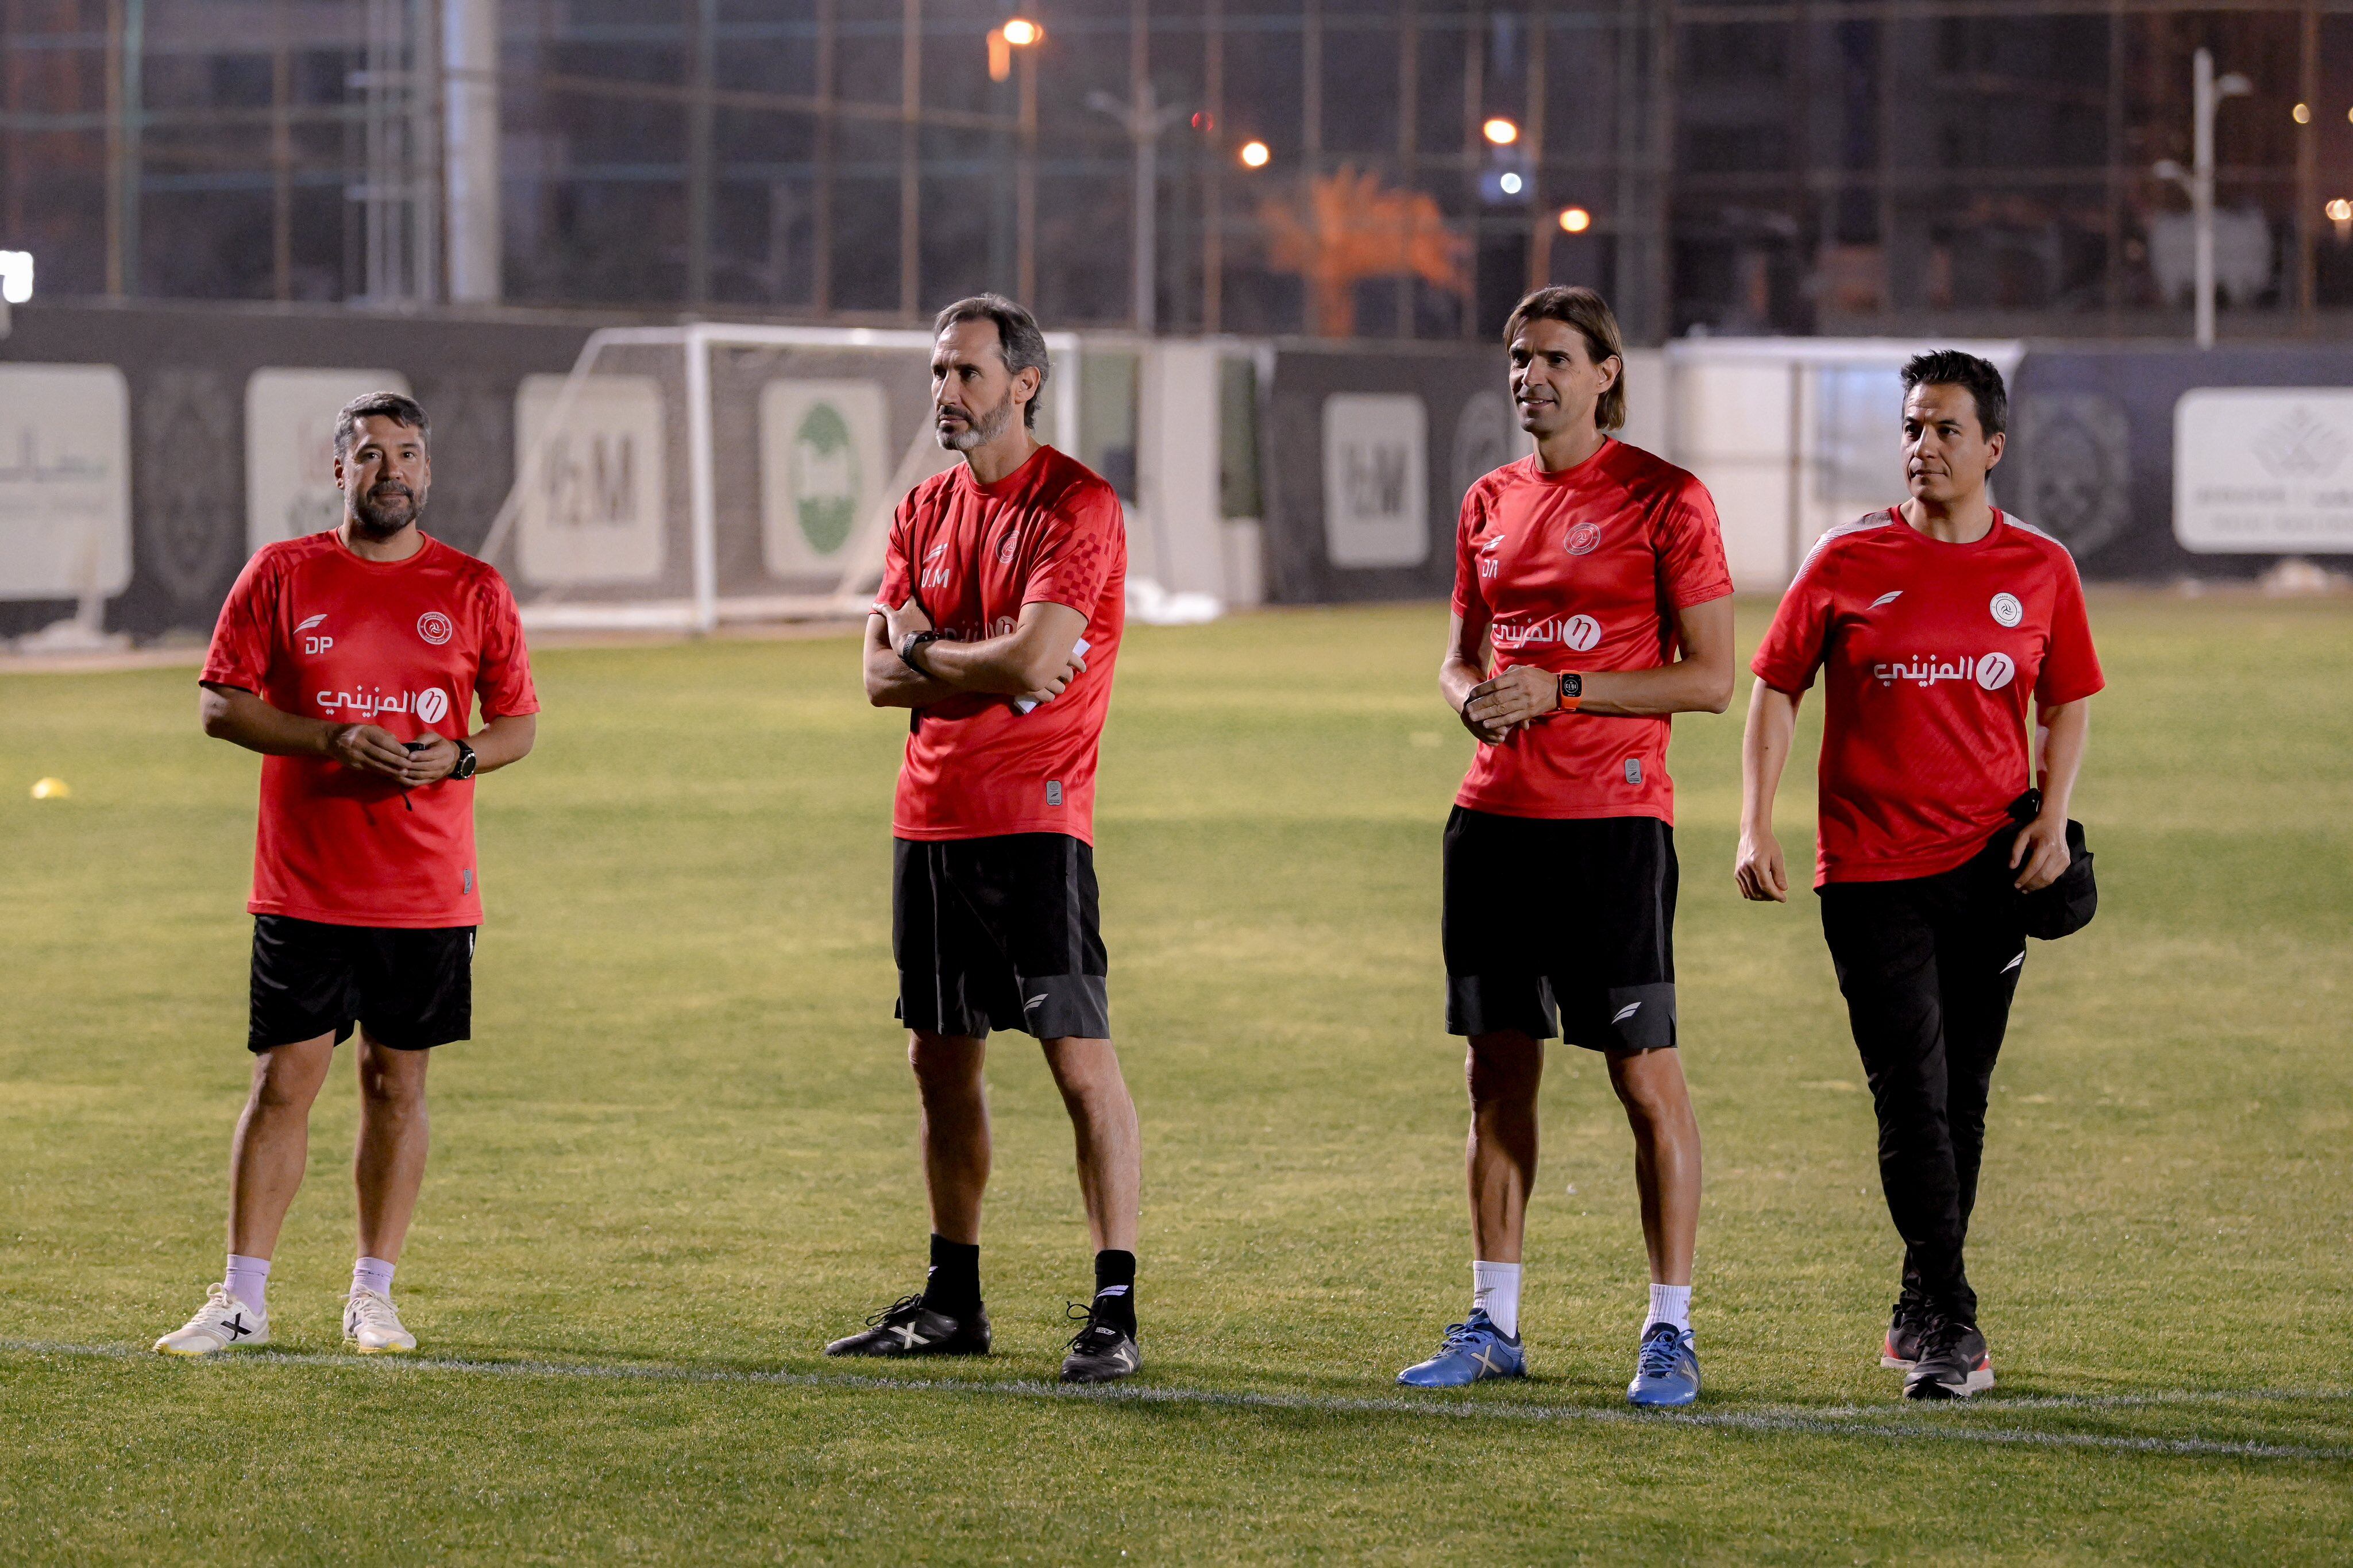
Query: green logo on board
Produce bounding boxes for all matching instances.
[794,401,859,555]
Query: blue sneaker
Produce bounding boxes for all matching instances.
[1626,1321,1700,1407]
[1396,1309,1526,1388]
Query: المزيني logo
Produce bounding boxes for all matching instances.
[414,687,450,725]
[793,401,860,555]
[1975,651,2016,690]
[1565,522,1603,556]
[416,611,454,646]
[1563,613,1602,652]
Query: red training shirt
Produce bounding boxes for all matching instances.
[874,445,1126,844]
[1750,508,2104,887]
[1452,440,1734,824]
[202,531,539,928]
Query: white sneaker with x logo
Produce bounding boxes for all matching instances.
[153,1284,269,1357]
[343,1287,417,1354]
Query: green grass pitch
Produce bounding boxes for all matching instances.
[3,596,2349,1564]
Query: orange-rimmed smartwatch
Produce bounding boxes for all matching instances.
[1558,671,1584,712]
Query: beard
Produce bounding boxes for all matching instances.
[936,395,1017,453]
[352,481,423,538]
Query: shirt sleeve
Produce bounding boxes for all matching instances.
[2034,550,2105,706]
[1449,483,1492,643]
[1750,546,1837,695]
[872,492,917,616]
[473,569,541,720]
[199,549,279,694]
[1023,482,1121,615]
[1657,477,1735,609]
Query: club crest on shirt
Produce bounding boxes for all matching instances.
[997,530,1019,565]
[1565,522,1602,556]
[1989,592,2023,627]
[416,611,454,646]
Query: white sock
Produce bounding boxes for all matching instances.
[225,1254,271,1315]
[352,1257,396,1299]
[1647,1282,1691,1334]
[1472,1261,1522,1339]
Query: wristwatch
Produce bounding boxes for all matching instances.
[449,738,479,780]
[898,629,947,675]
[1558,672,1584,712]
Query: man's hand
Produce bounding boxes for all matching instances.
[398,735,462,786]
[1017,647,1087,708]
[885,597,935,646]
[1734,828,1789,902]
[328,723,419,780]
[1463,664,1560,737]
[2010,813,2072,892]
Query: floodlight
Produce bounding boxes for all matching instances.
[1239,140,1270,169]
[1557,206,1591,234]
[1002,17,1040,47]
[1498,171,1522,195]
[0,250,30,305]
[1482,117,1519,146]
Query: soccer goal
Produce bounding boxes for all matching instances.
[478,322,1082,634]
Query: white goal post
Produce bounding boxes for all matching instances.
[478,322,1083,634]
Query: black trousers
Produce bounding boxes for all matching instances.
[1818,842,2028,1323]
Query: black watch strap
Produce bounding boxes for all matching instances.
[898,629,946,674]
[450,739,479,779]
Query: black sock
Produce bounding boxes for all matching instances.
[1091,1249,1137,1337]
[921,1235,981,1318]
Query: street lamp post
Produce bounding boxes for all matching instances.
[2153,48,2252,349]
[1090,80,1189,333]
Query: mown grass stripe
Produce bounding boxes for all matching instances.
[8,1340,2345,1463]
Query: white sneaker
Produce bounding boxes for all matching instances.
[153,1284,269,1357]
[343,1287,416,1354]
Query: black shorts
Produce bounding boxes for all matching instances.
[249,915,475,1053]
[893,833,1110,1041]
[1441,806,1678,1053]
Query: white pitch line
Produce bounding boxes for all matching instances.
[6,1340,2348,1463]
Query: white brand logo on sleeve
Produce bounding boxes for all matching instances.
[414,687,450,725]
[1869,590,1903,609]
[1563,614,1602,652]
[1990,592,2023,627]
[1974,651,2016,690]
[416,611,454,646]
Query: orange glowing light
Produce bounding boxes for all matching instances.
[1558,206,1592,234]
[1001,17,1041,47]
[1240,140,1271,169]
[1482,117,1519,146]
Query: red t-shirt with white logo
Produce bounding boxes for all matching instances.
[1451,441,1734,823]
[874,445,1126,844]
[1751,508,2104,887]
[202,531,539,928]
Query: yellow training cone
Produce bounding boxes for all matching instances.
[30,777,71,800]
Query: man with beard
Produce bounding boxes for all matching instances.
[155,392,538,1357]
[825,294,1140,1384]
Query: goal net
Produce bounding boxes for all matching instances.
[478,323,1082,633]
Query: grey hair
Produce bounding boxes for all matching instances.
[333,391,430,458]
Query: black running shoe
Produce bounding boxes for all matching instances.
[1881,1294,1930,1370]
[1059,1302,1141,1384]
[824,1293,990,1358]
[1903,1314,1993,1400]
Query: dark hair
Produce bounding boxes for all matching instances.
[334,391,430,458]
[1503,286,1627,432]
[1899,350,2007,438]
[932,293,1050,430]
